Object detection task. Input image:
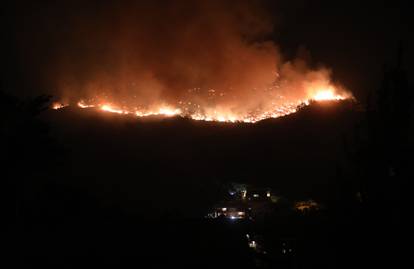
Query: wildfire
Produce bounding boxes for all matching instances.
[43,0,356,124]
[51,87,352,123]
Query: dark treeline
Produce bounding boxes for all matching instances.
[336,48,412,269]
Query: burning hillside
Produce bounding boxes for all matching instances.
[19,0,351,122]
[52,87,351,123]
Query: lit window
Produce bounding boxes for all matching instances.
[253,194,259,197]
[249,241,257,249]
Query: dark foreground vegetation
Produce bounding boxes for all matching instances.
[2,55,412,268]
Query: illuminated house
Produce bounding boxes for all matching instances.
[226,183,275,201]
[244,188,272,201]
[207,183,279,220]
[207,202,250,220]
[217,207,246,219]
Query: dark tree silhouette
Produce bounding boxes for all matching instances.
[343,46,412,268]
[1,90,57,249]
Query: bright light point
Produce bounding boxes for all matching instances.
[222,208,227,211]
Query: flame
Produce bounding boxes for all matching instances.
[52,84,352,123]
[312,89,345,101]
[309,87,350,102]
[65,86,351,123]
[100,104,128,114]
[77,101,95,109]
[135,106,182,117]
[51,102,68,110]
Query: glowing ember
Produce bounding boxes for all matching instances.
[295,200,320,211]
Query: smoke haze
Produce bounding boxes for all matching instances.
[10,0,349,117]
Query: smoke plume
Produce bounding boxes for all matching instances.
[15,0,350,120]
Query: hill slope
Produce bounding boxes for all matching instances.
[41,100,361,215]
